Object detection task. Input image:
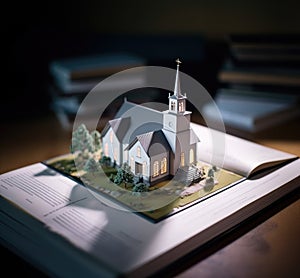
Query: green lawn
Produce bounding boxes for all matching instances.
[46,154,244,221]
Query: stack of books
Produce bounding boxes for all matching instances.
[203,34,300,133]
[48,53,148,131]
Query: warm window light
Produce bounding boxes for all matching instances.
[113,148,118,161]
[180,152,185,167]
[189,149,194,164]
[179,101,184,112]
[110,131,113,143]
[104,143,109,156]
[153,161,159,177]
[161,157,167,174]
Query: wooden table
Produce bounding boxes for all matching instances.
[1,112,299,278]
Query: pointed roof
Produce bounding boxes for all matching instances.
[114,98,136,118]
[136,131,154,153]
[174,58,181,97]
[102,98,163,143]
[101,117,130,141]
[125,130,171,156]
[169,58,186,100]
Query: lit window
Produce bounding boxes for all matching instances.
[153,161,159,177]
[161,157,167,174]
[142,162,147,176]
[189,148,194,164]
[104,143,109,156]
[180,152,185,167]
[113,147,118,161]
[137,146,141,157]
[110,131,113,143]
[178,101,184,112]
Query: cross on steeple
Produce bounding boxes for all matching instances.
[174,58,182,97]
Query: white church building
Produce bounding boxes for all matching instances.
[101,60,199,184]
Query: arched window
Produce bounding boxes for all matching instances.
[189,148,194,164]
[180,152,185,167]
[142,162,147,176]
[178,101,184,112]
[137,146,141,157]
[153,161,159,177]
[110,131,113,143]
[104,143,109,156]
[161,157,167,174]
[113,147,118,161]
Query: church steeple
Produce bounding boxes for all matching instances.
[168,58,187,114]
[174,58,182,97]
[163,59,194,174]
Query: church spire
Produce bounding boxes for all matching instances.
[167,58,188,114]
[174,58,182,97]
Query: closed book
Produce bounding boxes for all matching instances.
[218,58,300,87]
[49,53,146,81]
[202,89,300,132]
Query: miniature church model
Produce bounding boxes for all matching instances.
[101,59,199,184]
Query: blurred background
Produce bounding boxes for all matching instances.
[2,0,300,173]
[3,0,300,120]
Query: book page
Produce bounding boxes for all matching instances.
[0,163,147,273]
[1,159,300,277]
[192,123,297,177]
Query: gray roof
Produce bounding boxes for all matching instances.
[169,94,186,100]
[103,98,198,153]
[114,99,163,144]
[101,117,130,142]
[126,130,171,156]
[114,99,136,118]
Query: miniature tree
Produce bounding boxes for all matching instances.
[132,182,148,193]
[99,156,112,167]
[113,168,125,185]
[212,165,219,172]
[207,167,215,178]
[204,166,215,192]
[90,130,102,151]
[71,124,94,153]
[122,163,134,185]
[84,158,101,173]
[113,162,134,188]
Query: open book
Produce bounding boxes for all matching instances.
[192,124,296,177]
[0,123,299,278]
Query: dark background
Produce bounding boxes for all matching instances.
[3,0,300,121]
